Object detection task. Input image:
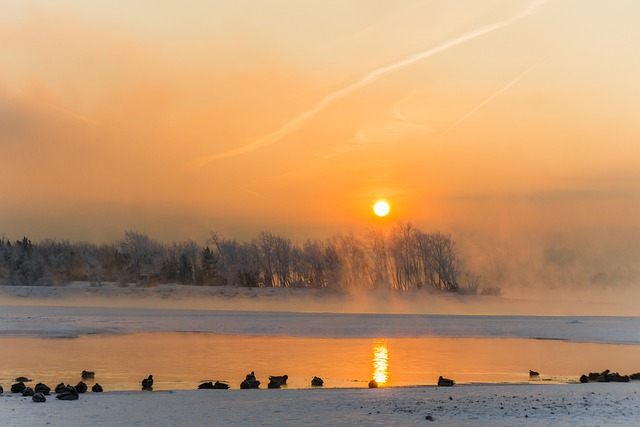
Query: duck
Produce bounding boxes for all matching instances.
[142,375,154,391]
[240,380,256,389]
[32,392,46,403]
[267,379,281,389]
[437,376,455,387]
[529,370,540,377]
[213,381,230,390]
[198,382,214,389]
[240,379,260,389]
[11,381,26,393]
[268,374,288,388]
[34,383,51,395]
[56,385,79,401]
[15,376,31,382]
[608,372,628,382]
[368,379,378,388]
[240,371,260,389]
[75,381,88,393]
[596,369,611,382]
[55,382,67,393]
[81,370,95,380]
[0,385,3,394]
[311,376,324,387]
[92,383,103,392]
[268,375,288,386]
[22,387,35,397]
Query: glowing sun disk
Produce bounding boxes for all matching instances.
[373,201,390,217]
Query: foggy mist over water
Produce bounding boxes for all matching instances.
[456,226,640,298]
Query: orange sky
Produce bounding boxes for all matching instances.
[1,0,639,270]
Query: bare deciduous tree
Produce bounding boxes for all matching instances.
[118,231,163,285]
[0,225,472,293]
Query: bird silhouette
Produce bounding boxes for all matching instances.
[141,375,154,391]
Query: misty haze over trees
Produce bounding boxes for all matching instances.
[0,224,493,294]
[2,223,636,295]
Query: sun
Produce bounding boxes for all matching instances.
[373,200,390,217]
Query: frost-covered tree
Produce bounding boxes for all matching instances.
[365,229,391,290]
[0,225,469,292]
[6,237,48,285]
[424,232,459,291]
[118,231,164,285]
[328,233,370,289]
[177,240,200,285]
[200,245,220,285]
[255,232,293,287]
[388,223,420,291]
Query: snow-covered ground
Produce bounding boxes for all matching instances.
[2,382,639,426]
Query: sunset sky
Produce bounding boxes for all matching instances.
[2,0,639,265]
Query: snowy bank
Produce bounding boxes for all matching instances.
[2,382,639,427]
[1,282,639,316]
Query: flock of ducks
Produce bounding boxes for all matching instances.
[3,376,98,402]
[1,370,460,402]
[4,367,635,402]
[0,371,325,401]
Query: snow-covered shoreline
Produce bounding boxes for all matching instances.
[2,382,639,426]
[1,282,639,317]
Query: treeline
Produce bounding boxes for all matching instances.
[0,224,490,293]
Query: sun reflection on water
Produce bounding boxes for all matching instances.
[372,339,389,385]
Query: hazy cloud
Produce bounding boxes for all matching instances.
[189,0,550,167]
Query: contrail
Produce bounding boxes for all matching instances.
[189,0,548,169]
[50,104,102,126]
[13,86,102,126]
[442,66,534,136]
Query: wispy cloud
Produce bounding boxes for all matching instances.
[354,120,428,144]
[441,66,536,136]
[351,91,439,145]
[48,103,102,126]
[188,0,549,169]
[11,86,103,127]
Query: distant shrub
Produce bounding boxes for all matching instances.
[479,287,501,296]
